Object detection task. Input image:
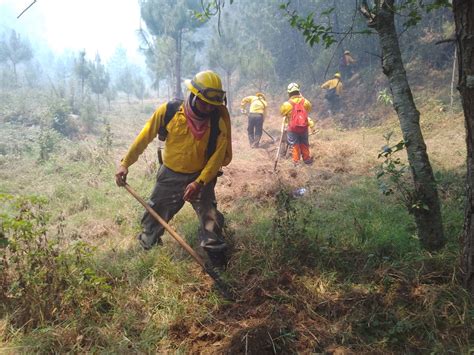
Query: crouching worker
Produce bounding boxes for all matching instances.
[321,72,343,114]
[240,92,267,148]
[115,70,232,268]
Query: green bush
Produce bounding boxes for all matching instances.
[49,98,78,138]
[271,190,321,271]
[0,194,113,330]
[37,126,61,162]
[79,97,98,133]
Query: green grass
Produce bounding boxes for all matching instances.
[0,92,472,353]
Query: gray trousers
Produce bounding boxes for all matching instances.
[247,113,264,147]
[139,165,227,255]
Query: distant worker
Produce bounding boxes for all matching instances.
[339,50,356,80]
[280,83,313,165]
[240,92,267,148]
[115,70,232,268]
[321,73,343,114]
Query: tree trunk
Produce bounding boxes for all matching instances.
[174,30,182,99]
[12,62,17,85]
[372,0,445,250]
[333,0,342,45]
[450,47,457,111]
[453,0,474,296]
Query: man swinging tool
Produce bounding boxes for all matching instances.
[115,70,232,269]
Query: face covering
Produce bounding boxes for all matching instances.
[184,95,210,140]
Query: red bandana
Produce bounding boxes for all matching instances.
[184,98,209,140]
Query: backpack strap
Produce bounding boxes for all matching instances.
[288,97,304,107]
[207,111,220,159]
[157,98,222,160]
[158,99,184,141]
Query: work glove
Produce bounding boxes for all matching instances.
[115,165,128,186]
[240,108,247,114]
[183,181,203,201]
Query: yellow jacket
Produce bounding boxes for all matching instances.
[321,78,343,96]
[241,95,267,115]
[280,95,312,123]
[121,103,231,185]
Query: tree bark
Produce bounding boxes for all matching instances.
[450,47,457,111]
[453,0,474,296]
[370,0,445,250]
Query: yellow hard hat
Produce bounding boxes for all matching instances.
[334,72,341,78]
[256,92,266,100]
[184,70,226,106]
[287,82,300,93]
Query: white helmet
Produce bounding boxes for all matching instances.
[287,82,300,93]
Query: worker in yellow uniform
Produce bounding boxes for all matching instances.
[339,50,356,80]
[321,73,343,114]
[115,70,232,268]
[240,92,267,148]
[280,83,313,165]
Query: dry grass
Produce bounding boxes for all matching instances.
[0,86,471,353]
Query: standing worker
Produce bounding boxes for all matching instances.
[321,73,343,115]
[280,83,313,165]
[339,50,356,80]
[240,92,268,148]
[115,70,232,268]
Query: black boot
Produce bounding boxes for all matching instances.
[207,250,228,269]
[137,232,162,250]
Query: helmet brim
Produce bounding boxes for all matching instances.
[184,79,224,106]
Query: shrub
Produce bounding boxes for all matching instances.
[375,132,418,211]
[37,126,61,162]
[79,97,98,133]
[0,194,112,330]
[377,88,394,106]
[271,189,320,271]
[49,98,78,138]
[99,120,113,155]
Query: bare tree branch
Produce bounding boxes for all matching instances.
[435,38,456,45]
[17,0,37,19]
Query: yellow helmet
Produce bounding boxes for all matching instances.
[184,70,226,106]
[334,72,341,78]
[256,92,266,100]
[287,82,300,93]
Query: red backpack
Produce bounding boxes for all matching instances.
[288,98,308,133]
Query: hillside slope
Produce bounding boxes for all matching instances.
[0,82,471,353]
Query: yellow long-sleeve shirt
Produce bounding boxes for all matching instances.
[121,103,230,185]
[321,78,343,96]
[240,95,267,114]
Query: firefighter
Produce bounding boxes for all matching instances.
[321,73,343,114]
[115,70,232,268]
[240,92,268,148]
[280,83,313,165]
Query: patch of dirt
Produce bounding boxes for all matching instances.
[215,110,373,209]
